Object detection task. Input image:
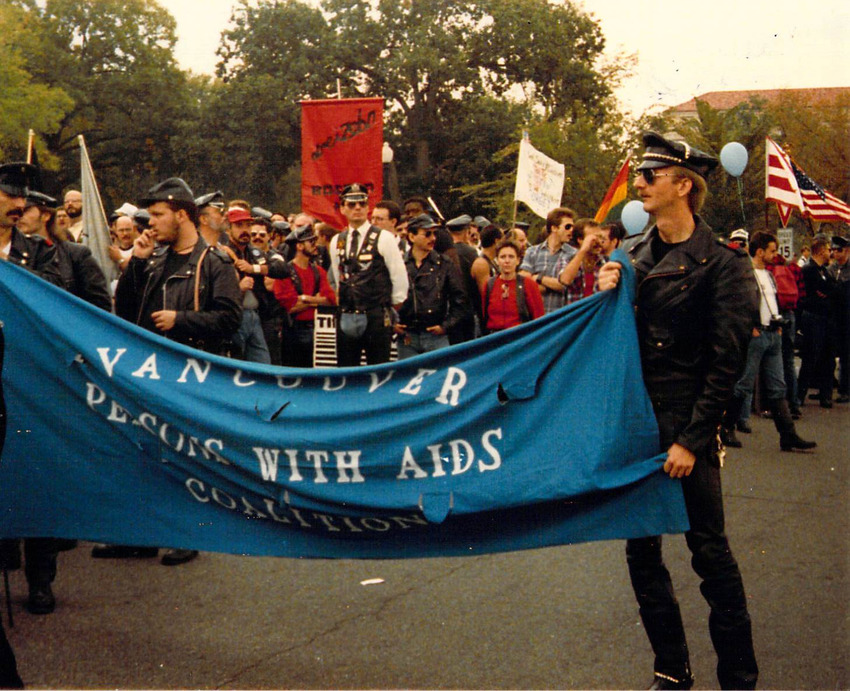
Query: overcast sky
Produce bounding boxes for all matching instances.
[169,0,850,115]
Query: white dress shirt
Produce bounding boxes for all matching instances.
[330,221,409,306]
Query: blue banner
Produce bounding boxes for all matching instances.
[0,250,687,558]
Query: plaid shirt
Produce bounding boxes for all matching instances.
[555,253,606,305]
[520,241,577,313]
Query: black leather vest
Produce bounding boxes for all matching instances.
[336,226,393,311]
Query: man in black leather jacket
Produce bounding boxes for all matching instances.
[0,163,62,287]
[111,177,241,568]
[598,133,759,690]
[115,178,242,356]
[395,214,469,358]
[18,190,112,311]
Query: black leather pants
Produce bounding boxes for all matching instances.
[626,404,758,689]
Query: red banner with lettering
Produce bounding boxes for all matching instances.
[301,98,384,228]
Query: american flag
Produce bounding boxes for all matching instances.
[765,136,850,224]
[791,161,850,223]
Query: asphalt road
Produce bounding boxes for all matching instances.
[4,401,847,689]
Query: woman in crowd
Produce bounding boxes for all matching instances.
[481,239,544,333]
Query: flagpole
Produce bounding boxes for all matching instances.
[79,134,118,284]
[79,135,110,223]
[513,130,528,230]
[26,130,35,165]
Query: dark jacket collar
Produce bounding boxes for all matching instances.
[406,248,440,269]
[630,215,714,276]
[147,235,210,277]
[8,227,44,263]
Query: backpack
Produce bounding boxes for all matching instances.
[483,276,531,329]
[772,264,799,310]
[281,261,321,330]
[287,261,321,297]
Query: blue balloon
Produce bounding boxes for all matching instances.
[720,142,748,177]
[621,200,650,235]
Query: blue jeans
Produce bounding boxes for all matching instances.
[779,309,798,406]
[397,330,450,360]
[734,330,786,419]
[233,309,271,364]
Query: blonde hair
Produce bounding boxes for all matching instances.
[672,166,708,214]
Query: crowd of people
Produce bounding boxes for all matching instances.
[1,128,848,688]
[719,229,850,451]
[0,162,628,621]
[20,175,632,373]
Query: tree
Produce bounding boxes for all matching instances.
[767,91,850,204]
[0,4,73,166]
[468,0,610,122]
[216,0,614,210]
[457,105,632,233]
[13,0,192,205]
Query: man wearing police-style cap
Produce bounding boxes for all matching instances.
[330,183,408,366]
[195,190,228,248]
[598,132,759,689]
[0,162,62,286]
[112,177,242,566]
[19,189,112,311]
[443,214,479,343]
[395,214,468,358]
[274,224,336,367]
[115,178,241,354]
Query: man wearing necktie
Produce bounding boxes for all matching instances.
[330,183,408,366]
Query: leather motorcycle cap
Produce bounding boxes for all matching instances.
[637,131,718,178]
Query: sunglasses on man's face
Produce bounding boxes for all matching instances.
[250,232,268,238]
[639,169,679,185]
[345,200,368,208]
[417,230,436,238]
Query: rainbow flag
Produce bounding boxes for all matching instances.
[594,157,630,223]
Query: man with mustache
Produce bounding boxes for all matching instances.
[0,162,62,286]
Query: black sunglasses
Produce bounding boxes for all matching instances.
[344,200,368,208]
[639,169,679,185]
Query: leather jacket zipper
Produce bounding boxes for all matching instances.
[635,267,687,300]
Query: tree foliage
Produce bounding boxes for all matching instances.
[0,4,73,165]
[215,0,613,213]
[12,0,191,205]
[767,91,850,203]
[457,104,633,233]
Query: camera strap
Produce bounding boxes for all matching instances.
[754,268,780,321]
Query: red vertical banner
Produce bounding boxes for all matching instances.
[301,98,384,228]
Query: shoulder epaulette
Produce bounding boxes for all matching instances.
[716,239,748,257]
[212,245,237,263]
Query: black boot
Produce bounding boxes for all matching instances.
[648,670,694,690]
[721,396,745,448]
[26,582,55,615]
[720,426,742,448]
[770,398,817,451]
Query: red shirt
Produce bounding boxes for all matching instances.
[273,263,336,322]
[482,275,545,331]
